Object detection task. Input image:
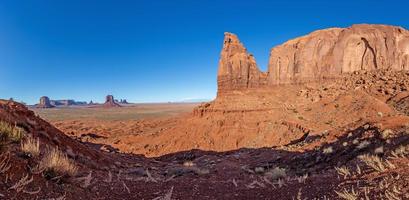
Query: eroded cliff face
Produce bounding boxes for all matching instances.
[218,24,409,93]
[217,32,267,94]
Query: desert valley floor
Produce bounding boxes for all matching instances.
[1,24,409,199]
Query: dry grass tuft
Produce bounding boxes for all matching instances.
[21,136,40,157]
[335,166,351,179]
[9,174,33,193]
[40,147,77,177]
[335,187,359,200]
[0,153,11,173]
[355,164,362,175]
[358,154,394,172]
[0,121,25,142]
[152,186,173,200]
[296,173,308,184]
[384,185,402,200]
[381,129,393,139]
[390,145,408,159]
[77,171,93,188]
[374,146,384,154]
[276,178,286,188]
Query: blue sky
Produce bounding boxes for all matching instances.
[1,0,408,104]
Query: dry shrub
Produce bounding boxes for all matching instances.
[9,174,33,192]
[265,167,286,180]
[357,140,370,149]
[390,145,408,159]
[0,121,25,142]
[358,154,394,172]
[21,136,40,157]
[323,146,334,154]
[335,166,351,179]
[40,147,77,177]
[335,187,359,200]
[0,153,11,173]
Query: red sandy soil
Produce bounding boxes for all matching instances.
[0,69,409,199]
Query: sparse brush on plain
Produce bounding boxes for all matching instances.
[40,147,77,177]
[21,136,40,157]
[0,121,25,142]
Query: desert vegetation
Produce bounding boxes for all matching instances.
[0,121,24,142]
[40,147,77,177]
[21,136,40,157]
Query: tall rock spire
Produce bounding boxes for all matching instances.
[217,32,264,95]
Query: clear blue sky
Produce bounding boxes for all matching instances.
[1,0,408,104]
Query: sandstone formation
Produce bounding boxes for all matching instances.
[218,24,409,94]
[51,99,87,106]
[120,99,129,104]
[217,32,266,93]
[36,96,55,108]
[103,95,121,107]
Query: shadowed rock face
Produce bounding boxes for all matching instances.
[36,96,54,108]
[217,24,409,94]
[103,95,121,107]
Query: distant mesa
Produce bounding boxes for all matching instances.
[50,99,87,106]
[34,96,127,108]
[119,99,129,104]
[103,95,121,107]
[36,96,55,108]
[114,99,129,104]
[35,97,87,108]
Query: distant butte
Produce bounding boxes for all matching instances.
[103,95,121,107]
[36,96,55,108]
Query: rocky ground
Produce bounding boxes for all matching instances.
[0,69,407,199]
